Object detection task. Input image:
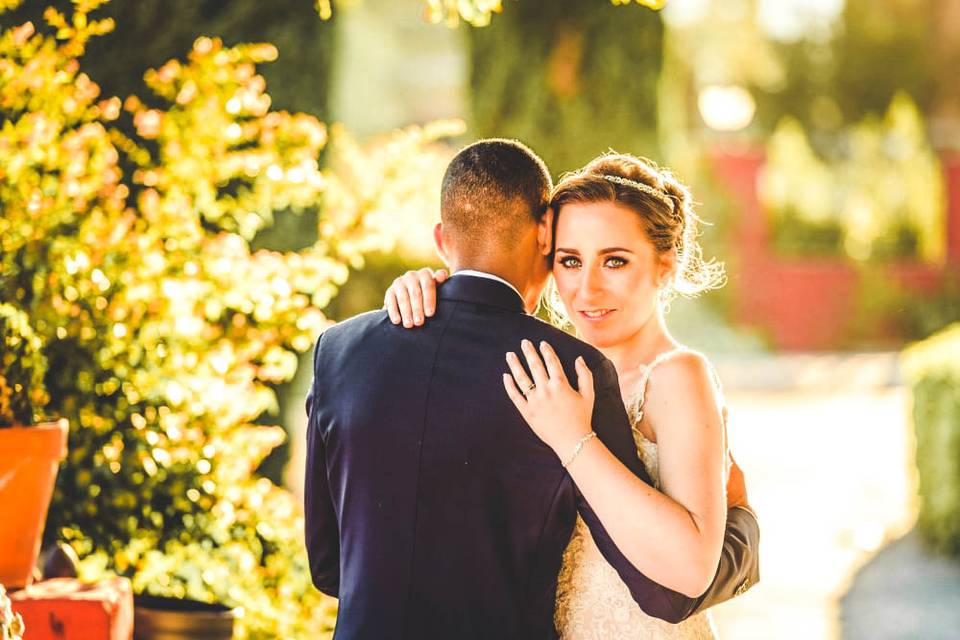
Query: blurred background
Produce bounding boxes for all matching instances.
[1,0,958,638]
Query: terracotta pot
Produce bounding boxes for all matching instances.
[134,595,238,640]
[0,419,69,589]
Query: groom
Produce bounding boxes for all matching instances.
[304,139,759,639]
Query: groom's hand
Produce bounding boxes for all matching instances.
[726,451,749,510]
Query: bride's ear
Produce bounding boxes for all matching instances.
[538,207,555,256]
[657,248,678,288]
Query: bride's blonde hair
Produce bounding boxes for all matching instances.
[542,152,725,328]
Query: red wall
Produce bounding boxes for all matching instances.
[711,149,960,351]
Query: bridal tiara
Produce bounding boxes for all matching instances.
[601,174,675,213]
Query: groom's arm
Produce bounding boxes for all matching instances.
[574,357,759,623]
[304,335,340,597]
[677,505,759,617]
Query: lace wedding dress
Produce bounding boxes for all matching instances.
[554,348,718,640]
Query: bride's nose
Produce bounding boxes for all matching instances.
[578,263,606,298]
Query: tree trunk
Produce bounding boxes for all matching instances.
[468,0,664,176]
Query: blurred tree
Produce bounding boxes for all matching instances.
[929,0,960,147]
[0,0,335,119]
[659,0,949,149]
[322,0,667,28]
[831,0,935,123]
[752,0,942,146]
[467,0,664,175]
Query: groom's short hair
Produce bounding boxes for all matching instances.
[440,139,552,246]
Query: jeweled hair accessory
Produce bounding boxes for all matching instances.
[601,174,675,212]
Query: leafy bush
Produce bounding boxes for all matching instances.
[0,1,456,637]
[0,304,49,428]
[902,324,960,557]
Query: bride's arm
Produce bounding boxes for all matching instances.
[504,341,726,598]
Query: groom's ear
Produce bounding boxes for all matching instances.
[537,207,554,256]
[433,222,451,267]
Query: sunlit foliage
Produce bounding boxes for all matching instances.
[318,0,667,28]
[760,93,944,262]
[0,1,455,637]
[425,0,666,26]
[0,304,48,428]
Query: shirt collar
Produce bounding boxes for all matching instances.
[439,270,527,314]
[453,269,524,301]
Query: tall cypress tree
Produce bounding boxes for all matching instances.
[468,0,664,176]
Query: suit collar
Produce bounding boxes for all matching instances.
[439,273,527,314]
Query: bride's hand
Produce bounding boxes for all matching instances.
[503,339,595,460]
[384,267,449,327]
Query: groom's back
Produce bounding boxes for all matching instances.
[306,276,609,640]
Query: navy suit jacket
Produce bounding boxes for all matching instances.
[305,274,759,639]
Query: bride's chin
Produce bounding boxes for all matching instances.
[576,325,619,349]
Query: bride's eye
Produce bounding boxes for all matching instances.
[557,255,581,269]
[605,256,628,268]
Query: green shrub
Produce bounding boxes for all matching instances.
[0,304,49,428]
[902,323,960,557]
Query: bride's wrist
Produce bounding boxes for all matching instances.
[553,429,597,465]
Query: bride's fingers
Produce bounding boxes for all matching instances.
[401,271,425,326]
[574,356,595,404]
[520,339,549,386]
[506,351,535,394]
[391,276,415,327]
[502,373,528,416]
[538,341,568,385]
[417,268,439,318]
[384,287,401,324]
[434,268,449,284]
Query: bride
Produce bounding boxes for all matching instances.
[385,152,752,639]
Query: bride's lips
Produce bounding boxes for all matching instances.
[577,309,616,323]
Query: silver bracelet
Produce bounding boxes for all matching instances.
[562,432,598,468]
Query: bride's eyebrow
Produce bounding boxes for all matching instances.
[555,247,636,255]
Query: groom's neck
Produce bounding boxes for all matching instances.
[450,257,545,313]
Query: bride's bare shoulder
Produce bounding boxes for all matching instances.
[643,350,722,425]
[651,350,713,384]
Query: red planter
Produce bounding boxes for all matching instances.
[0,420,69,589]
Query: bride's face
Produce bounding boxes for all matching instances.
[552,201,668,349]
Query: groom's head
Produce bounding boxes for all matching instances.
[434,139,554,305]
